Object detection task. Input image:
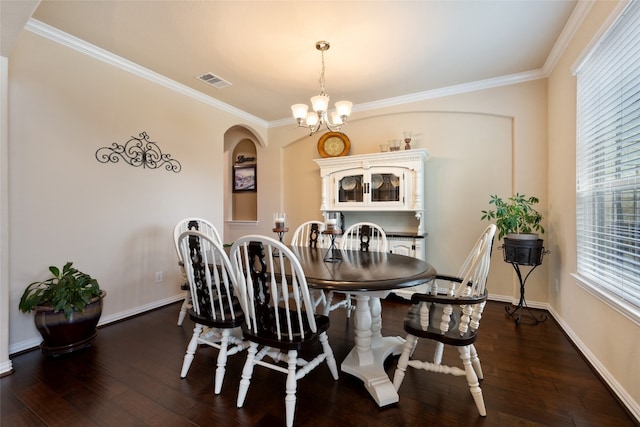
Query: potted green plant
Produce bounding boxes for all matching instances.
[481,193,545,265]
[19,262,106,356]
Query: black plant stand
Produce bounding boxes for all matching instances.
[502,238,549,325]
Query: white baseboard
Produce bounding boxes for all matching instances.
[488,292,547,309]
[97,294,184,326]
[0,359,14,376]
[8,294,185,356]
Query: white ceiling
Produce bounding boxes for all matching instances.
[5,0,580,123]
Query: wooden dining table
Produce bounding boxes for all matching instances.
[288,246,437,407]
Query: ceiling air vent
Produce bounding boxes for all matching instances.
[196,72,232,89]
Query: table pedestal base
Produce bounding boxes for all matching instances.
[341,336,405,407]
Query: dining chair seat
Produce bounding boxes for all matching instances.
[242,305,331,350]
[187,297,245,330]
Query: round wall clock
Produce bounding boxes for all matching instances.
[317,132,350,158]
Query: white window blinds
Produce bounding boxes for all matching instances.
[576,0,640,311]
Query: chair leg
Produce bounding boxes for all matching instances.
[393,334,417,390]
[312,290,326,312]
[180,323,203,378]
[237,342,258,408]
[469,344,483,380]
[214,329,231,394]
[285,350,298,427]
[433,342,445,364]
[458,346,486,416]
[319,331,339,380]
[177,291,191,326]
[322,291,334,316]
[323,290,357,316]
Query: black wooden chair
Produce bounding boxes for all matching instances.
[177,230,247,394]
[392,224,497,416]
[173,217,222,326]
[230,235,339,427]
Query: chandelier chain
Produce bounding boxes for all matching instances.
[319,50,327,95]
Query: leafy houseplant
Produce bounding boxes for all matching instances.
[19,262,106,355]
[481,193,544,240]
[19,262,102,318]
[481,194,546,266]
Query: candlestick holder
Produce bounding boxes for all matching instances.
[322,228,343,262]
[272,212,288,243]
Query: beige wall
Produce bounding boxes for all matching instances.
[6,30,266,352]
[548,0,640,416]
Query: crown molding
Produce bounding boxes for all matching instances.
[25,19,268,129]
[543,0,595,75]
[269,69,546,128]
[26,6,588,132]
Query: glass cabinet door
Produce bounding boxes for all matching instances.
[370,172,401,203]
[337,174,364,203]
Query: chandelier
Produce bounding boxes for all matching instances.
[291,41,353,135]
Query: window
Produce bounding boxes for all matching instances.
[575,0,640,319]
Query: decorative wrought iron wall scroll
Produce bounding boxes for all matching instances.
[95,131,181,173]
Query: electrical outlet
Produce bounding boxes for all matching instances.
[155,271,163,283]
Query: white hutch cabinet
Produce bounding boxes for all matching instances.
[314,149,430,298]
[315,149,429,233]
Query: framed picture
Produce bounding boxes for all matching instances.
[233,165,257,192]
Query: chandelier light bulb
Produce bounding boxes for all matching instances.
[335,100,353,118]
[291,104,309,121]
[311,94,330,113]
[306,111,319,127]
[291,41,352,135]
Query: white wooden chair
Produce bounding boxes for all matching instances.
[340,221,389,253]
[327,222,389,317]
[291,220,327,311]
[392,224,497,416]
[173,217,222,326]
[290,220,326,248]
[230,235,339,427]
[177,230,248,394]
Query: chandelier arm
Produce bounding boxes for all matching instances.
[324,122,342,132]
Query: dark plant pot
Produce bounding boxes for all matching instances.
[503,238,544,266]
[33,290,106,356]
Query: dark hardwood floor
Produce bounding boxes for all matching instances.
[2,299,636,426]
